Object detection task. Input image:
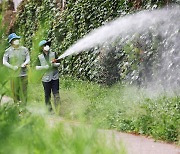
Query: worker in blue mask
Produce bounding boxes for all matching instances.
[36,40,60,113]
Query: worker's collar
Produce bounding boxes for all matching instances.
[11,45,20,50]
[43,51,49,56]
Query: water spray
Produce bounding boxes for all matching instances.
[57,6,180,61]
[55,6,180,93]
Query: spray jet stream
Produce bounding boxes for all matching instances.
[57,6,180,61]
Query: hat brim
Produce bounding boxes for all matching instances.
[39,41,51,47]
[9,36,21,43]
[44,41,51,46]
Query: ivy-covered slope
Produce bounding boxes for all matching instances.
[13,0,179,85]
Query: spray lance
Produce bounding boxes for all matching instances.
[51,53,66,63]
[51,49,75,63]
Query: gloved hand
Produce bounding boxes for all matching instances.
[52,63,60,67]
[44,65,49,69]
[51,59,57,63]
[21,63,27,68]
[12,66,18,71]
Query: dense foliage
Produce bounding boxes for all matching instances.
[59,77,180,143]
[12,0,180,85]
[0,104,122,153]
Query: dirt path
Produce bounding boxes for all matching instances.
[46,115,179,154]
[110,130,179,154]
[1,96,180,154]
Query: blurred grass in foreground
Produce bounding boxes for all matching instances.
[0,104,125,154]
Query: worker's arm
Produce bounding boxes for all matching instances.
[52,63,60,67]
[36,65,50,70]
[35,56,50,70]
[21,48,30,67]
[51,52,60,67]
[3,52,18,70]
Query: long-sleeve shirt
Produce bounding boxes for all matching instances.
[3,46,30,77]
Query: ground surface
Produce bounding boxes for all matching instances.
[46,115,180,154]
[1,96,180,154]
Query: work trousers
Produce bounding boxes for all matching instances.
[10,76,28,104]
[42,79,60,111]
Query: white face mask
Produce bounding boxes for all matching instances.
[13,40,20,45]
[43,45,50,51]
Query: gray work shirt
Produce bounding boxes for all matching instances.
[3,46,30,77]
